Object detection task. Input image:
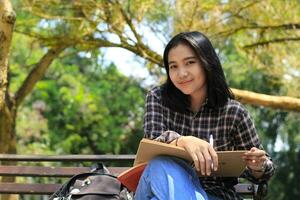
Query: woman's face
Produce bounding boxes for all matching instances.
[167,44,207,98]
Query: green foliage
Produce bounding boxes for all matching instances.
[9,33,45,93]
[255,111,300,200]
[16,51,145,155]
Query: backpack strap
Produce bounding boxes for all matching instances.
[90,162,110,174]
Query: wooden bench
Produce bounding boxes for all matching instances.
[0,154,267,199]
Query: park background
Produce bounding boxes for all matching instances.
[0,0,299,199]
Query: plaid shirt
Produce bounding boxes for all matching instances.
[143,86,275,200]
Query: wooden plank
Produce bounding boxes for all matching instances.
[0,166,130,177]
[0,183,60,194]
[0,154,135,162]
[0,166,90,177]
[0,183,255,195]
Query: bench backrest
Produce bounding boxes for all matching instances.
[0,154,257,197]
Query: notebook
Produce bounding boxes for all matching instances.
[118,138,247,191]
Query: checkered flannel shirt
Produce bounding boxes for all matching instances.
[143,87,275,200]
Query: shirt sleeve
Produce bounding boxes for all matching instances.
[143,89,181,143]
[233,106,275,183]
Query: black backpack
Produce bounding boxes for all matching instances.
[49,163,133,200]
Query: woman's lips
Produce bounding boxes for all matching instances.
[179,80,192,85]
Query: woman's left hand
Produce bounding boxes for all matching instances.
[243,147,268,173]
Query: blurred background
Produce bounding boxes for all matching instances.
[0,0,299,199]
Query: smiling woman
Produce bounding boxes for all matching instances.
[167,43,207,112]
[134,31,275,200]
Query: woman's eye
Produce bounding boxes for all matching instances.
[186,60,195,65]
[169,65,176,69]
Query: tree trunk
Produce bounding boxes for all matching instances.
[0,0,15,110]
[0,0,16,153]
[0,104,18,200]
[0,103,16,153]
[0,1,18,200]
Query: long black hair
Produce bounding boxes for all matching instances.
[161,31,234,113]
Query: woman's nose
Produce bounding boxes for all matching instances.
[178,69,188,78]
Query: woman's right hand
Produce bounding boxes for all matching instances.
[177,136,218,176]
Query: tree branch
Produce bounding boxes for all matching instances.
[113,0,162,65]
[243,36,300,48]
[14,45,68,107]
[77,35,163,66]
[23,9,84,21]
[231,88,300,112]
[208,0,261,34]
[216,23,300,38]
[114,0,143,45]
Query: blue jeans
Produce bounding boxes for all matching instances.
[134,156,222,200]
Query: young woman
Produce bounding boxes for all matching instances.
[135,31,275,200]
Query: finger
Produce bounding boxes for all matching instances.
[244,160,254,168]
[244,148,265,157]
[243,157,255,166]
[243,155,265,163]
[190,152,200,171]
[245,158,261,165]
[202,150,212,176]
[195,152,205,175]
[243,157,260,165]
[250,147,257,152]
[243,155,257,161]
[245,157,265,169]
[208,145,218,171]
[245,152,265,158]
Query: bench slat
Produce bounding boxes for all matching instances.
[0,183,60,194]
[0,183,256,195]
[0,166,90,177]
[0,166,130,177]
[0,154,135,162]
